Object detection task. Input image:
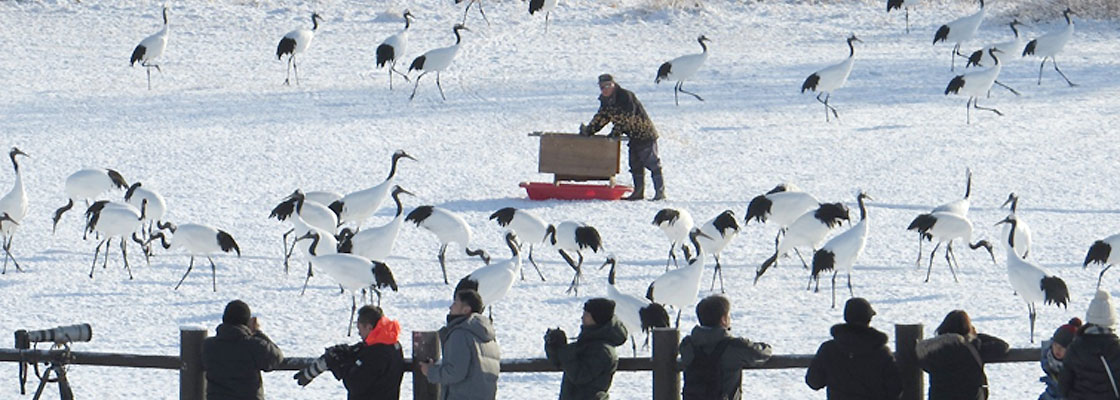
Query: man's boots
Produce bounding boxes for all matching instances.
[623,173,645,201]
[651,169,666,201]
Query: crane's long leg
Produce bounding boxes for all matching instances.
[993,80,1021,96]
[675,309,682,328]
[348,295,357,337]
[945,242,959,283]
[301,262,314,295]
[409,72,428,101]
[1028,302,1037,343]
[476,0,491,26]
[1098,265,1113,290]
[665,246,675,271]
[2,236,23,273]
[1037,59,1047,85]
[830,271,838,309]
[282,228,294,273]
[847,271,854,297]
[916,233,924,269]
[208,256,218,292]
[436,72,446,101]
[905,8,910,34]
[121,238,133,280]
[559,249,580,295]
[1052,58,1078,87]
[925,242,942,283]
[284,56,293,85]
[710,254,725,293]
[90,240,107,278]
[794,248,809,269]
[673,82,680,106]
[527,244,545,281]
[103,237,112,269]
[972,99,1003,116]
[677,82,704,102]
[438,244,449,285]
[175,256,196,291]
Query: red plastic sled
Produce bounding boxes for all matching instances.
[520,182,632,201]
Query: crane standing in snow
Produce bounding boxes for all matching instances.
[932,0,986,71]
[130,7,169,90]
[996,215,1069,343]
[655,35,711,106]
[276,13,323,86]
[810,192,871,309]
[801,34,861,122]
[0,148,29,273]
[375,10,414,90]
[1023,8,1077,87]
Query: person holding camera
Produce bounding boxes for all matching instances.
[419,289,500,400]
[293,305,405,400]
[579,73,667,201]
[544,298,628,400]
[202,300,285,400]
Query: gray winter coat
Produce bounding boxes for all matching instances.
[679,325,773,400]
[428,314,501,400]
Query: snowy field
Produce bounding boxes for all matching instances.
[2,0,1120,398]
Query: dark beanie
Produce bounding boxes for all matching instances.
[223,300,252,326]
[456,290,484,314]
[598,74,614,84]
[1053,317,1083,347]
[844,298,875,326]
[584,298,616,325]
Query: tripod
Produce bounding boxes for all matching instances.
[18,345,75,400]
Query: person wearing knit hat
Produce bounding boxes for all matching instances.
[807,297,901,399]
[544,298,627,399]
[1060,291,1120,399]
[202,300,284,400]
[579,72,668,201]
[915,310,1009,400]
[419,289,500,400]
[294,305,405,400]
[1039,318,1082,400]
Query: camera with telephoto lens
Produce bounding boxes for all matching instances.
[14,324,92,350]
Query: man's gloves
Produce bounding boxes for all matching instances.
[545,327,568,348]
[579,123,591,136]
[324,344,359,380]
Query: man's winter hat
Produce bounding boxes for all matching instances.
[844,297,876,326]
[1087,290,1117,327]
[598,74,615,84]
[584,298,616,325]
[223,300,252,326]
[1052,318,1083,347]
[456,290,484,314]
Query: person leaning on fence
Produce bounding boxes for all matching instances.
[293,305,405,400]
[419,289,501,400]
[579,73,667,201]
[201,299,285,400]
[1040,317,1082,400]
[679,295,773,400]
[1060,290,1120,399]
[915,309,1009,400]
[805,297,902,400]
[544,298,628,400]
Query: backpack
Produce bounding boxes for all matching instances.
[683,337,733,400]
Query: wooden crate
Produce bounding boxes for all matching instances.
[537,133,621,182]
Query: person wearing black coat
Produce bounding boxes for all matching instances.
[202,300,285,400]
[915,309,1009,400]
[293,305,406,400]
[580,73,666,201]
[544,298,628,400]
[1060,290,1120,399]
[806,298,902,400]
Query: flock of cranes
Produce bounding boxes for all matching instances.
[1,144,1116,341]
[120,1,1081,123]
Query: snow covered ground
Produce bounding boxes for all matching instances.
[2,0,1119,398]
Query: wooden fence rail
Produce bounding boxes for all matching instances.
[0,325,1042,400]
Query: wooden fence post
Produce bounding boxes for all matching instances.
[413,331,441,400]
[652,328,680,400]
[896,324,924,400]
[179,326,207,400]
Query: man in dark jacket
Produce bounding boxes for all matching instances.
[544,298,628,400]
[916,310,1009,400]
[293,305,405,400]
[419,290,501,400]
[805,298,902,400]
[202,300,285,400]
[679,295,772,400]
[1060,290,1120,399]
[580,73,666,201]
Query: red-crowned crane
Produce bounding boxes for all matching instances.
[296,231,398,336]
[646,230,712,327]
[130,7,169,90]
[745,184,820,252]
[810,192,871,308]
[376,10,414,90]
[600,257,671,355]
[886,0,911,34]
[755,203,850,285]
[409,24,469,101]
[329,150,416,228]
[84,199,147,280]
[455,232,521,319]
[999,193,1031,259]
[406,205,490,284]
[933,0,986,71]
[337,186,413,263]
[528,0,559,33]
[967,20,1025,67]
[456,0,489,27]
[907,211,995,283]
[945,48,1006,124]
[652,208,695,270]
[1084,233,1120,289]
[293,222,341,295]
[0,148,28,273]
[545,221,602,296]
[801,34,861,122]
[996,215,1069,343]
[147,223,240,292]
[488,207,548,281]
[124,182,168,261]
[276,13,323,86]
[908,168,973,267]
[52,168,129,236]
[655,35,710,106]
[1023,8,1077,87]
[270,189,339,272]
[696,210,740,292]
